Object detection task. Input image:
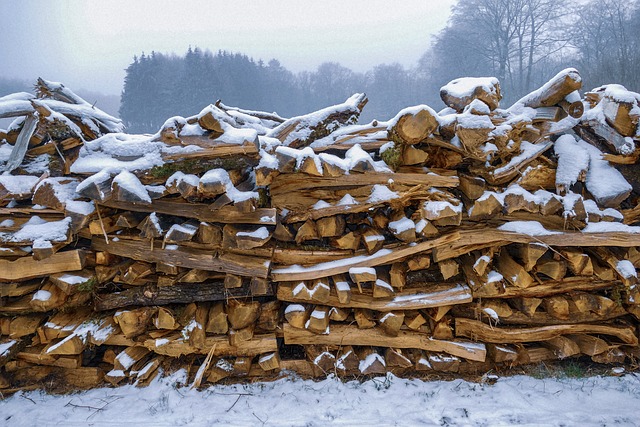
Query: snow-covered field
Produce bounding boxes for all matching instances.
[1,371,640,426]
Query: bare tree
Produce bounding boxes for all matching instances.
[428,0,572,102]
[572,0,640,91]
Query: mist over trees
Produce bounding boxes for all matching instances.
[119,48,426,133]
[108,0,640,132]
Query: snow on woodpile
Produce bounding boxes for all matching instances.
[554,134,589,193]
[440,77,502,111]
[267,93,367,148]
[576,138,632,207]
[4,71,640,393]
[71,132,202,174]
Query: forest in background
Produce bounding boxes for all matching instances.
[1,0,638,133]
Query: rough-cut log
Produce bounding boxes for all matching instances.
[95,281,273,311]
[100,199,276,225]
[0,250,85,281]
[91,237,270,278]
[455,318,638,345]
[271,232,460,282]
[475,276,620,299]
[142,333,277,358]
[284,323,486,362]
[387,105,439,145]
[433,228,640,262]
[277,282,471,311]
[268,93,367,148]
[440,77,502,111]
[514,68,582,109]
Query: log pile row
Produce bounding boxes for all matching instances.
[1,69,640,392]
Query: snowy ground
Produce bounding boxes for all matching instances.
[2,371,640,426]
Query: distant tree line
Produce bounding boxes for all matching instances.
[34,0,624,133]
[119,47,431,133]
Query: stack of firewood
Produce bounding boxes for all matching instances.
[1,68,640,392]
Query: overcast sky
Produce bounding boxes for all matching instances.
[0,1,456,95]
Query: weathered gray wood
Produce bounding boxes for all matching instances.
[3,114,37,173]
[95,282,272,311]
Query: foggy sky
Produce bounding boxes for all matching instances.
[0,1,456,95]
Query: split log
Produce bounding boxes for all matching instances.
[227,299,261,330]
[372,278,394,298]
[542,336,580,359]
[305,306,330,334]
[387,105,439,145]
[378,311,405,337]
[517,243,547,271]
[114,308,156,339]
[385,348,413,368]
[567,334,609,356]
[354,308,376,328]
[258,352,281,371]
[332,275,351,304]
[206,302,229,334]
[358,349,387,375]
[284,304,308,329]
[497,250,534,288]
